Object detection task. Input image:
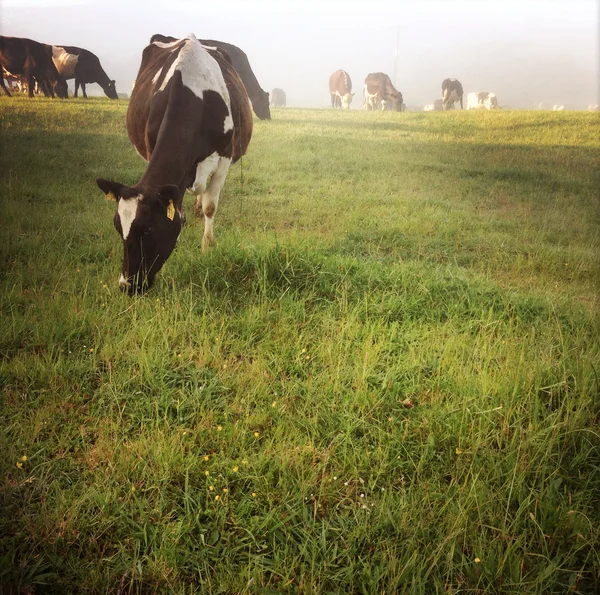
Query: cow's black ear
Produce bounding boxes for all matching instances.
[157,184,182,208]
[96,178,125,202]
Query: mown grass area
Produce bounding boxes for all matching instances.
[1,96,599,594]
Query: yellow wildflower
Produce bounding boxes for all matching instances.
[217,425,223,431]
[232,466,239,472]
[251,492,257,498]
[214,495,220,501]
[16,461,23,469]
[209,485,214,491]
[21,455,27,462]
[205,470,210,476]
[474,558,481,564]
[222,488,228,493]
[455,448,463,455]
[203,455,209,461]
[254,431,259,438]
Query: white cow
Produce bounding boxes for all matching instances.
[553,105,565,111]
[588,104,599,111]
[466,91,499,110]
[423,104,435,112]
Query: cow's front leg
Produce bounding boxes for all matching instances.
[81,83,88,99]
[74,79,79,98]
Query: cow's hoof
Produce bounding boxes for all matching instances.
[194,202,204,218]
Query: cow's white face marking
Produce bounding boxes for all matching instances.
[154,36,233,133]
[52,46,78,79]
[341,93,353,109]
[118,195,141,240]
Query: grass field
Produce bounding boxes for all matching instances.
[1,96,599,594]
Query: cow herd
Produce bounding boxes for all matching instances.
[0,35,117,99]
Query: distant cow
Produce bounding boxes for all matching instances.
[0,35,68,98]
[589,104,600,111]
[466,92,499,110]
[96,34,252,294]
[363,73,403,111]
[150,34,271,120]
[423,104,435,112]
[329,69,354,109]
[271,88,286,107]
[552,104,565,111]
[52,46,117,99]
[441,78,463,110]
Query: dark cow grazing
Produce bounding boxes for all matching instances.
[52,45,117,99]
[363,73,403,111]
[271,88,286,107]
[151,34,270,120]
[329,69,354,109]
[441,78,463,110]
[96,34,252,294]
[0,35,68,98]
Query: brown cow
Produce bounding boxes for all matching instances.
[363,73,403,111]
[329,69,354,109]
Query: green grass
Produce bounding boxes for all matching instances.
[1,96,599,594]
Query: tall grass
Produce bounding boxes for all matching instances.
[1,97,599,593]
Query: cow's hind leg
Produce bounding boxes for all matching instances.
[0,76,11,97]
[81,83,88,99]
[191,153,232,251]
[201,156,231,250]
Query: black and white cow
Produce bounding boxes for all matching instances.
[151,34,270,120]
[271,88,286,107]
[363,73,403,111]
[441,78,463,110]
[329,69,354,109]
[52,45,117,99]
[96,34,253,294]
[0,35,68,98]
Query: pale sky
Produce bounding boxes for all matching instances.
[1,0,598,108]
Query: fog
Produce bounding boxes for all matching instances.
[1,0,598,109]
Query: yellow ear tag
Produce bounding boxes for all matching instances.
[106,191,117,202]
[166,200,175,221]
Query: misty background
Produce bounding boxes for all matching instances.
[1,0,598,109]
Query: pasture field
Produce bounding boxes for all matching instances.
[1,96,599,594]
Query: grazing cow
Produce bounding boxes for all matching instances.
[150,34,270,120]
[441,78,463,110]
[423,104,435,112]
[52,45,117,99]
[589,104,600,111]
[552,104,565,111]
[271,88,286,107]
[0,35,68,98]
[96,34,252,294]
[329,69,354,109]
[363,73,403,111]
[466,91,499,110]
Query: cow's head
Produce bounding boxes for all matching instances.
[341,92,354,109]
[96,178,184,294]
[104,80,118,100]
[395,92,404,111]
[253,90,271,120]
[53,76,69,99]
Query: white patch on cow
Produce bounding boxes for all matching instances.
[118,274,130,290]
[155,35,232,133]
[118,195,141,240]
[52,46,78,79]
